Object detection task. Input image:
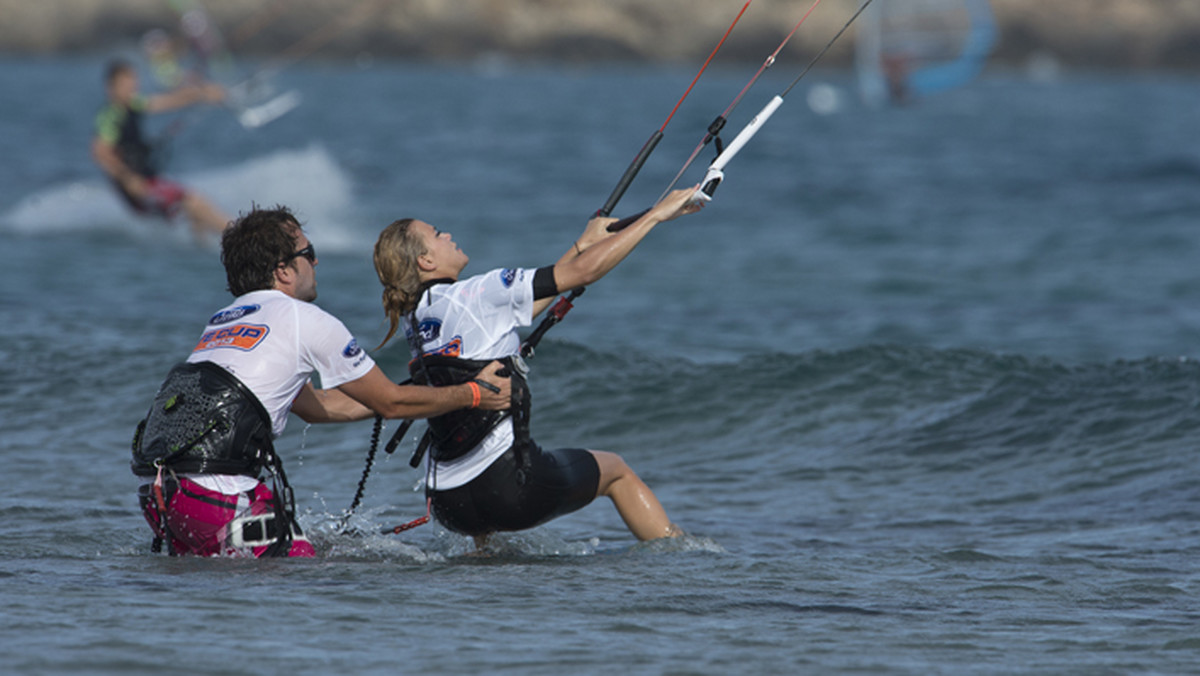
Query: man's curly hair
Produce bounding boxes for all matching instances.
[220,205,303,297]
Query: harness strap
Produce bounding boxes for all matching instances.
[258,446,296,558]
[151,463,174,554]
[408,429,433,468]
[384,417,416,455]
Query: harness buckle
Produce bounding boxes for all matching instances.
[227,512,308,551]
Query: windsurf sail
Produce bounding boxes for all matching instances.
[855,0,995,105]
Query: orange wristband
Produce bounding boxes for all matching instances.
[467,381,481,408]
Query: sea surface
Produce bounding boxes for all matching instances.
[2,53,1199,675]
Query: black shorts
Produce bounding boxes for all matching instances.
[429,444,600,537]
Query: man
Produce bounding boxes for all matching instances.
[131,205,511,557]
[92,59,230,238]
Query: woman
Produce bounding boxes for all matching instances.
[373,187,702,547]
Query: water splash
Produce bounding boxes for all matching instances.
[0,144,360,249]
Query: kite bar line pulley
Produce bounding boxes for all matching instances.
[689,0,876,204]
[658,0,827,201]
[593,1,752,219]
[519,1,751,358]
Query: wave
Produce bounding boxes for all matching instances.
[0,144,365,251]
[1123,155,1200,183]
[524,342,1199,522]
[524,341,1200,443]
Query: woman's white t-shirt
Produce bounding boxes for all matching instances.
[407,268,537,489]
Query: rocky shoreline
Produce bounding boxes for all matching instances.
[2,0,1199,70]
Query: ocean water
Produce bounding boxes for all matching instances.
[2,54,1200,674]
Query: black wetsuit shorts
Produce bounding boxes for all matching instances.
[429,444,600,537]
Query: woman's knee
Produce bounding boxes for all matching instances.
[591,450,635,493]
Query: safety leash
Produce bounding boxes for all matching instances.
[381,498,432,535]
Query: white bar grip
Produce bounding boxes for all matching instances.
[694,167,724,203]
[694,95,785,202]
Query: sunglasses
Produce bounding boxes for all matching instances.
[280,243,316,265]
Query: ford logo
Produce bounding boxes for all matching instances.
[209,304,261,325]
[417,319,442,344]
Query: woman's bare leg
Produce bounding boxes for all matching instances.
[591,450,682,541]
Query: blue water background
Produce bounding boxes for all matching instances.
[1,55,1199,674]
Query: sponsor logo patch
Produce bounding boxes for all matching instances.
[343,338,363,359]
[427,337,462,357]
[193,323,269,352]
[500,268,517,287]
[417,318,442,344]
[209,304,261,325]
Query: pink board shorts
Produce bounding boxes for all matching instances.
[139,476,315,558]
[118,177,186,219]
[143,178,186,217]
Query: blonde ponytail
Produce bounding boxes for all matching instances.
[373,218,427,349]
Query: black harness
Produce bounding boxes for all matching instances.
[131,361,298,556]
[132,361,273,477]
[404,280,532,467]
[409,354,528,463]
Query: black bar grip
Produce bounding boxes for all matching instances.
[606,208,650,233]
[597,130,663,217]
[471,378,500,394]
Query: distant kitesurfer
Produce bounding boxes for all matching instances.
[371,187,703,549]
[131,206,512,557]
[881,52,912,104]
[91,59,230,238]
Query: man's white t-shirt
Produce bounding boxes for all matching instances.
[179,289,375,491]
[408,267,536,489]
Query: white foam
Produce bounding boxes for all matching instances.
[0,144,361,250]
